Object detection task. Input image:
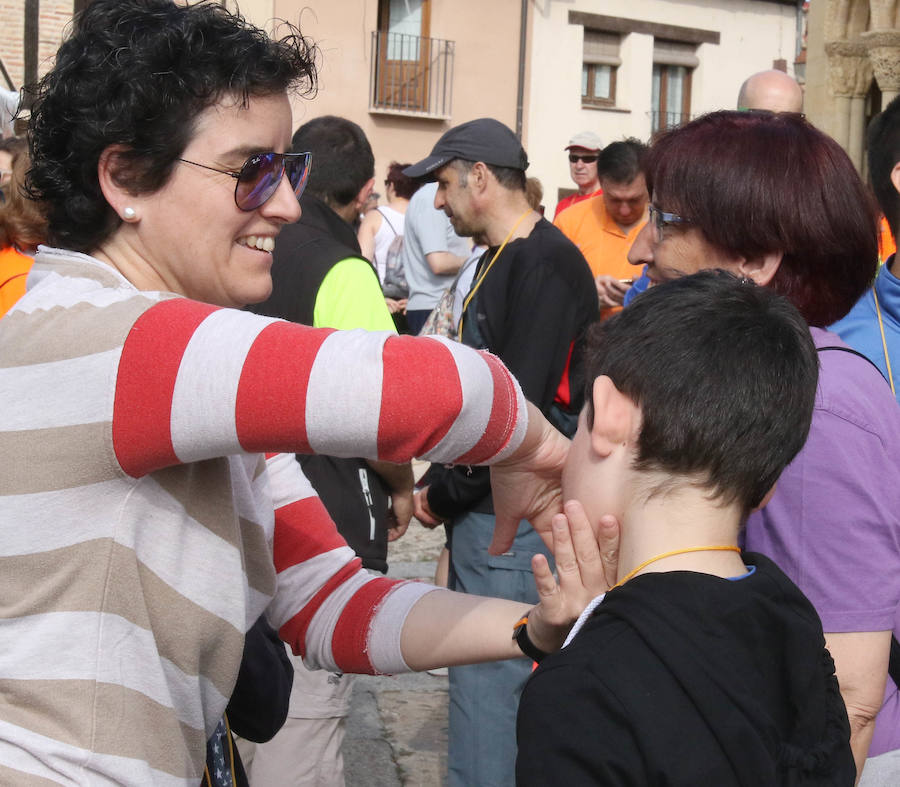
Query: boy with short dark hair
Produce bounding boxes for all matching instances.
[516,271,855,785]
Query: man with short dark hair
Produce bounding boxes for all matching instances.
[554,138,649,316]
[248,115,414,787]
[554,130,603,218]
[405,118,598,786]
[832,95,900,406]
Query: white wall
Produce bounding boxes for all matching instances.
[526,0,798,215]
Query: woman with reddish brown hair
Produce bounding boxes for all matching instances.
[0,139,46,317]
[627,109,900,782]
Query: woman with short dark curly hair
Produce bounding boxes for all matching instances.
[0,1,604,783]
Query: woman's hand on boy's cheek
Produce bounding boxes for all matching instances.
[489,404,570,555]
[526,501,620,654]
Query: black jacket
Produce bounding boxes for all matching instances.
[516,553,855,786]
[424,218,597,518]
[252,192,377,325]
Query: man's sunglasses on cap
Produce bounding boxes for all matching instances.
[178,151,312,211]
[568,154,598,164]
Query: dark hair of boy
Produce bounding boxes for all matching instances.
[583,270,818,513]
[596,138,647,184]
[868,94,900,239]
[291,115,375,208]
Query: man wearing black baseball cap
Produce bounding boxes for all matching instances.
[403,117,530,179]
[408,118,598,787]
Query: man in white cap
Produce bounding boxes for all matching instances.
[553,130,603,218]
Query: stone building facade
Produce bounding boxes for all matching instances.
[806,0,900,172]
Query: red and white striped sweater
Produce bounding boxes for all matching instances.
[0,247,527,785]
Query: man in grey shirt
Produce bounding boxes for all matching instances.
[402,181,471,333]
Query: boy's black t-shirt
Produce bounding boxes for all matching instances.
[516,553,855,786]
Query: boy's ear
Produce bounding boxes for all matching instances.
[589,376,637,458]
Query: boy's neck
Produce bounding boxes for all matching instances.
[616,488,747,584]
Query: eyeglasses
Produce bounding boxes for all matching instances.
[648,204,691,238]
[568,154,598,164]
[178,151,312,211]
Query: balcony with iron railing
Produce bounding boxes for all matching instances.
[369,31,454,119]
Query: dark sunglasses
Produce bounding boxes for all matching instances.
[568,154,598,164]
[178,151,312,211]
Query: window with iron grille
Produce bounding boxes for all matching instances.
[371,0,453,118]
[651,39,698,133]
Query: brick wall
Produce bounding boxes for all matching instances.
[1,0,75,89]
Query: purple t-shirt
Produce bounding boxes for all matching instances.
[745,327,900,756]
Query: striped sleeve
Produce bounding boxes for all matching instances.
[263,452,434,675]
[112,298,527,477]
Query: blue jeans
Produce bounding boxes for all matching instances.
[447,512,553,787]
[405,308,431,334]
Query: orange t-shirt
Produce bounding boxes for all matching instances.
[879,215,896,263]
[553,194,646,281]
[0,246,34,318]
[553,187,602,219]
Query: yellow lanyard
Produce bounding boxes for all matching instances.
[874,286,896,396]
[610,545,742,590]
[457,209,533,339]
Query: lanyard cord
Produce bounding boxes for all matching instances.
[203,713,236,786]
[457,209,533,339]
[874,286,896,396]
[610,545,742,590]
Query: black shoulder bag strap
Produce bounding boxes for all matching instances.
[818,345,900,687]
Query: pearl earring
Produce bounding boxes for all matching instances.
[123,207,136,220]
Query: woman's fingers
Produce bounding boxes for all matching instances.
[595,513,621,588]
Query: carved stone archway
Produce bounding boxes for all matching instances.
[822,0,900,170]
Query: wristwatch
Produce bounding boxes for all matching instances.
[512,612,549,664]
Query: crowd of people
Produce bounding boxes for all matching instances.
[2,2,900,787]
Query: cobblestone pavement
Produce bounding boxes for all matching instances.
[344,473,451,787]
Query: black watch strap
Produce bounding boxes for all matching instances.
[512,613,549,664]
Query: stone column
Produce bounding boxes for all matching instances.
[833,95,852,151]
[824,40,873,165]
[849,94,867,167]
